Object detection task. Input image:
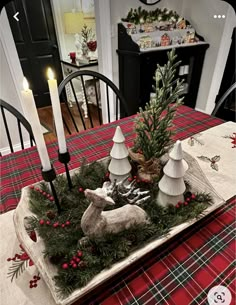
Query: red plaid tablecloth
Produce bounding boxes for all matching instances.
[1,105,235,305]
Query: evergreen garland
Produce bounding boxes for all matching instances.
[25,160,212,298]
[121,7,180,25]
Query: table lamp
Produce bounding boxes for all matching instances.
[64,11,84,58]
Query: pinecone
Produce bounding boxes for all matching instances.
[49,255,64,265]
[46,210,56,220]
[78,260,87,269]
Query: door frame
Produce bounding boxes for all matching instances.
[0,8,25,111]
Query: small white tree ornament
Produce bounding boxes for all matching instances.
[157,140,188,207]
[108,126,131,183]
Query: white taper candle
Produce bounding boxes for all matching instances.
[47,68,67,154]
[21,77,51,171]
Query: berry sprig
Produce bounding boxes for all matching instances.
[128,175,150,184]
[175,192,196,208]
[38,219,71,228]
[29,274,40,288]
[30,185,54,201]
[61,250,87,270]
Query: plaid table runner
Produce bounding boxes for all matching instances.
[0,106,223,214]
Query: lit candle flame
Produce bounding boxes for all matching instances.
[47,67,54,80]
[23,77,29,91]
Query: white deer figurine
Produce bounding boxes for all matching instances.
[81,187,150,238]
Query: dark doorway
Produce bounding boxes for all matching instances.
[5,0,63,108]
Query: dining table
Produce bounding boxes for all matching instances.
[0,105,235,305]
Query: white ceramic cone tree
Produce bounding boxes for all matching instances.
[108,126,131,183]
[157,140,188,207]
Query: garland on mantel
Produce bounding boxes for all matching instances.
[121,7,180,25]
[18,159,213,298]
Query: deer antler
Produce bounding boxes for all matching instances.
[102,177,150,205]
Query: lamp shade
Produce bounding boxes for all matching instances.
[83,17,96,31]
[64,12,84,34]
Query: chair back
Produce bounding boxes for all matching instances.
[0,99,35,153]
[58,70,129,134]
[211,82,236,118]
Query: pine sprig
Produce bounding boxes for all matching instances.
[7,255,28,282]
[133,49,184,161]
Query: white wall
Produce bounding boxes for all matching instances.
[181,0,235,113]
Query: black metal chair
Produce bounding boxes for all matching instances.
[58,70,129,134]
[211,82,236,120]
[0,99,35,153]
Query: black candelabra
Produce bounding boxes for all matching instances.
[41,167,61,214]
[58,150,73,190]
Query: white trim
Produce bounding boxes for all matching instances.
[0,9,24,112]
[94,0,115,122]
[204,6,236,114]
[0,141,32,156]
[194,107,207,114]
[50,0,67,60]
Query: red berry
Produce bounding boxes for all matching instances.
[29,285,33,289]
[7,258,11,261]
[65,221,70,226]
[37,276,40,280]
[39,189,43,193]
[184,201,188,206]
[33,284,37,288]
[46,220,50,225]
[177,201,182,205]
[39,219,44,225]
[33,275,37,280]
[53,222,59,228]
[62,263,69,269]
[128,177,133,182]
[43,192,46,196]
[77,251,83,257]
[137,179,140,183]
[105,172,109,177]
[47,194,51,198]
[133,176,137,179]
[35,187,40,191]
[186,198,191,202]
[30,185,34,189]
[175,204,179,208]
[191,194,196,199]
[70,260,75,265]
[61,224,65,228]
[50,197,54,201]
[76,258,81,263]
[72,263,77,268]
[79,187,83,192]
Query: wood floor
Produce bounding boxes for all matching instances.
[38,102,102,143]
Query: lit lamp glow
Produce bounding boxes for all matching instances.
[21,77,51,171]
[47,68,67,154]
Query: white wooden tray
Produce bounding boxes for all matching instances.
[13,153,225,305]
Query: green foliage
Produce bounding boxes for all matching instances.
[27,160,212,299]
[121,7,180,24]
[133,49,184,160]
